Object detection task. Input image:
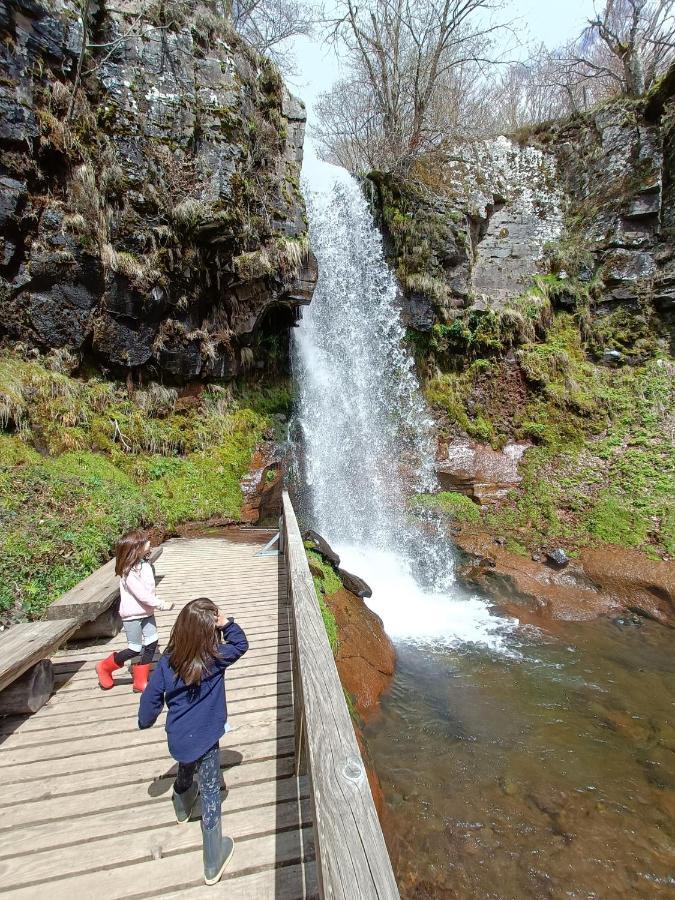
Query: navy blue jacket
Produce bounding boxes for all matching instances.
[138,619,248,763]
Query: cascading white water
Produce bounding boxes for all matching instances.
[292,159,514,650]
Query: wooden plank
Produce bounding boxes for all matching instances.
[0,775,310,858]
[0,689,293,748]
[0,620,79,693]
[1,757,299,828]
[0,705,294,768]
[159,860,319,900]
[0,797,312,889]
[282,492,399,899]
[50,656,293,692]
[0,680,293,735]
[39,668,291,711]
[0,823,315,899]
[0,720,294,804]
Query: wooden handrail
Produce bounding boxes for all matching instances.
[281,491,400,899]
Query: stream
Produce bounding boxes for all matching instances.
[292,158,675,898]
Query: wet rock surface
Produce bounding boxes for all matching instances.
[239,441,285,526]
[0,0,315,379]
[436,437,530,503]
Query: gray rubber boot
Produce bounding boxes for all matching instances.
[202,817,235,885]
[172,781,199,825]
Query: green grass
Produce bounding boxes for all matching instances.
[0,352,287,622]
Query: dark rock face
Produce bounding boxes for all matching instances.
[0,0,316,380]
[337,567,373,599]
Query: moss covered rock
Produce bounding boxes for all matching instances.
[0,0,316,380]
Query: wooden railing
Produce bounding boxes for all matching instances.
[281,491,400,899]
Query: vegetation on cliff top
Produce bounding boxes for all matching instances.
[0,350,290,624]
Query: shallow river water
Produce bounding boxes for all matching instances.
[366,614,675,899]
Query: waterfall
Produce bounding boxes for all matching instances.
[292,159,513,651]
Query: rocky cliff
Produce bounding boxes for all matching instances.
[367,85,675,581]
[368,87,673,358]
[0,0,316,380]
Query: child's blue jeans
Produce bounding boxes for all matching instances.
[174,742,221,830]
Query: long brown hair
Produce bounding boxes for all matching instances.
[115,530,149,577]
[167,598,220,685]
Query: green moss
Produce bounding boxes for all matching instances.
[306,549,343,595]
[0,352,282,622]
[481,357,674,557]
[585,492,650,547]
[317,590,338,653]
[411,492,481,523]
[305,548,341,652]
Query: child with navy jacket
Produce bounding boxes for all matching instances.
[138,597,248,885]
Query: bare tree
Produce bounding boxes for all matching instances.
[558,0,675,99]
[230,0,318,70]
[317,0,509,172]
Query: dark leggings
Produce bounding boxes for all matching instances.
[113,640,158,666]
[175,743,221,830]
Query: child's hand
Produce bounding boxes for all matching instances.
[216,609,229,628]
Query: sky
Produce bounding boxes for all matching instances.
[286,0,599,145]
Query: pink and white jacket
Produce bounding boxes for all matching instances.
[119,560,163,621]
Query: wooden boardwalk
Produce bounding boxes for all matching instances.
[0,533,317,899]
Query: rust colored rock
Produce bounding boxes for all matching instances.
[455,528,675,627]
[325,588,396,721]
[436,438,530,504]
[581,546,674,625]
[455,529,622,623]
[240,442,284,526]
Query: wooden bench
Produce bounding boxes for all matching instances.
[0,620,78,714]
[46,547,162,638]
[1,546,162,716]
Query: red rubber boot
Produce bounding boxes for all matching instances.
[132,663,152,693]
[95,653,122,690]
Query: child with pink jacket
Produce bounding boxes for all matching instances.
[95,530,172,693]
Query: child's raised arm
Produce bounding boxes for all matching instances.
[215,619,249,669]
[138,661,166,729]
